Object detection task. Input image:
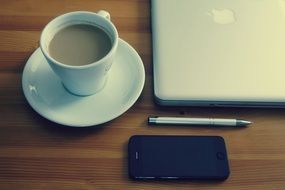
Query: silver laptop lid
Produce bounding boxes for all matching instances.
[152,0,285,106]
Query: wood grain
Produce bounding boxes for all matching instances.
[1,0,285,189]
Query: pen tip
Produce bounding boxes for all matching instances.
[237,120,252,126]
[245,121,252,125]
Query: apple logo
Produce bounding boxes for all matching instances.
[206,8,236,25]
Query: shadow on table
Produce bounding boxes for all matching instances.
[24,103,113,139]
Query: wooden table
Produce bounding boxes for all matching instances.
[1,0,285,189]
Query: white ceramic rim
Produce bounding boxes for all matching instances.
[40,11,119,70]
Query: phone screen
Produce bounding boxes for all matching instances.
[128,135,230,180]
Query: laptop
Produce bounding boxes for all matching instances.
[152,0,285,107]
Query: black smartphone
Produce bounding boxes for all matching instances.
[128,135,230,180]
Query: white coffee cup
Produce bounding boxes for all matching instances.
[40,11,118,96]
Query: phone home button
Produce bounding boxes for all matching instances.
[216,152,225,160]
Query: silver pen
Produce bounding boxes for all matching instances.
[148,116,252,127]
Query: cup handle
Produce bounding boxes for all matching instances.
[97,10,111,21]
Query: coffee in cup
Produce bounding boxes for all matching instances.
[49,24,112,66]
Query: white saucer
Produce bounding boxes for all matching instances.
[22,39,145,127]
